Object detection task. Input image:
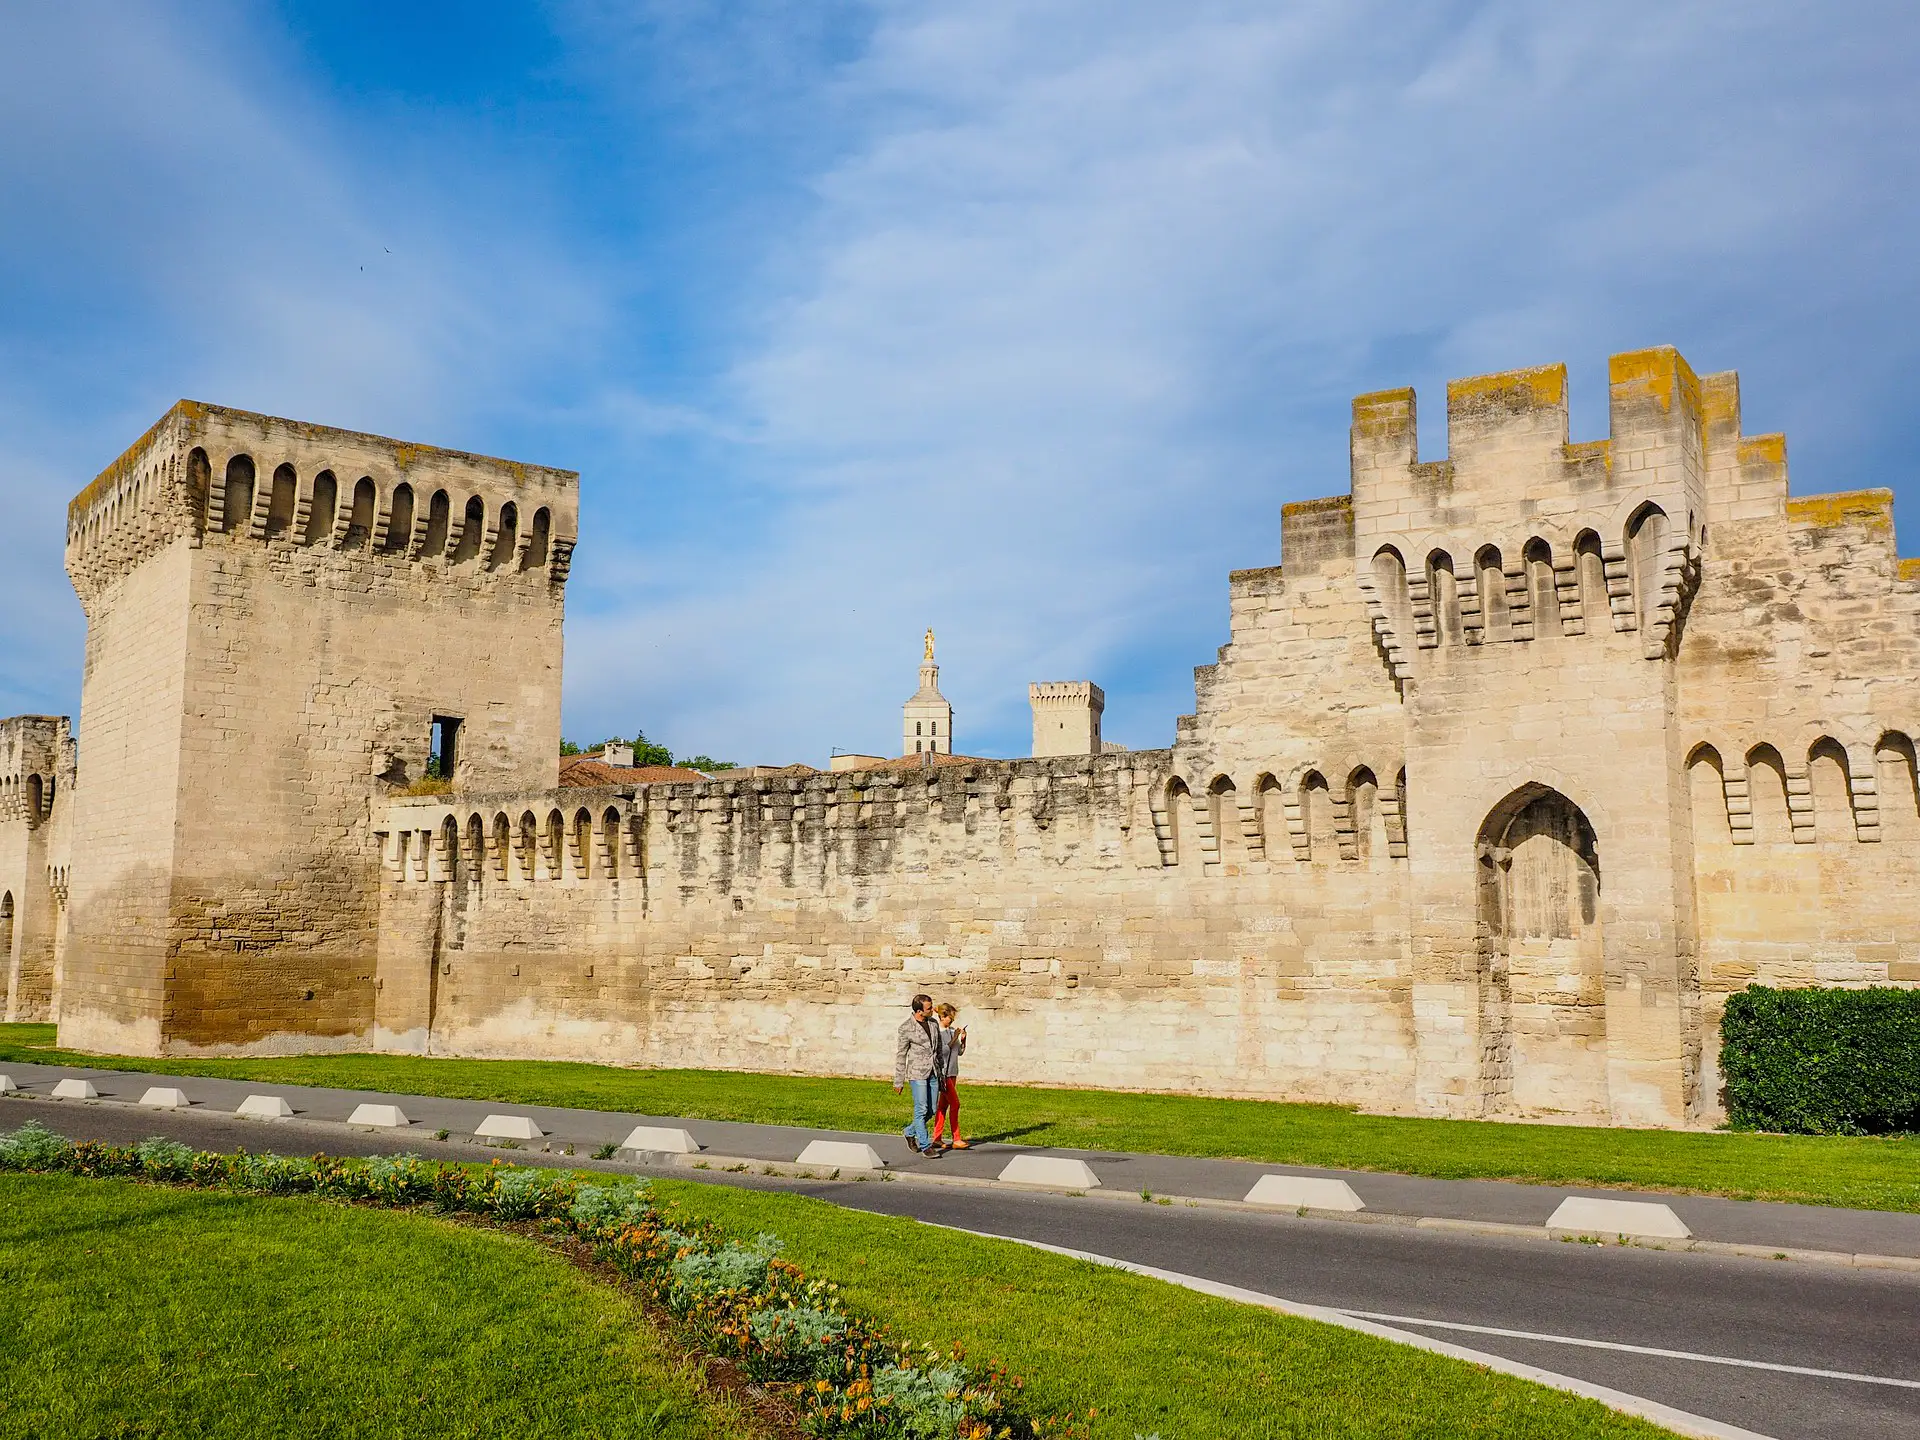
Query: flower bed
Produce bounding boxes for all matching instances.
[0,1122,1083,1440]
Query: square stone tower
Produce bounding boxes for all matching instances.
[1029,681,1105,756]
[1349,349,1707,1124]
[1,715,73,1022]
[60,402,577,1055]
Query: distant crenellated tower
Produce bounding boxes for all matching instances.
[1,715,74,1023]
[59,402,577,1056]
[901,629,953,756]
[1030,681,1105,757]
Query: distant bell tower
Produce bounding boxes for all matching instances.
[901,628,953,756]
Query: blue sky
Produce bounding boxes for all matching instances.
[4,2,1919,763]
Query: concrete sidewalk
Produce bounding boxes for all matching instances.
[5,1056,1917,1262]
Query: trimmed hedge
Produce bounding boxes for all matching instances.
[0,1124,1083,1440]
[1721,985,1920,1135]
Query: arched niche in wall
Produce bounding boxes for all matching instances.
[222,455,255,534]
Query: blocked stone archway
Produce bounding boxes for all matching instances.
[1476,785,1609,1119]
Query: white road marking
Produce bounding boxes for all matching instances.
[1338,1310,1920,1390]
[941,1224,1780,1440]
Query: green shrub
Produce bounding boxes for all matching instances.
[871,1361,971,1439]
[485,1164,569,1220]
[668,1235,780,1308]
[570,1180,654,1235]
[1721,984,1920,1134]
[744,1305,848,1381]
[134,1137,198,1182]
[0,1120,72,1170]
[226,1152,317,1194]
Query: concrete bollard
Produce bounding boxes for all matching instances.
[235,1094,295,1120]
[1547,1196,1691,1240]
[998,1155,1101,1189]
[0,1075,16,1094]
[347,1103,410,1128]
[1243,1175,1366,1211]
[138,1087,191,1110]
[475,1114,543,1141]
[51,1079,99,1100]
[795,1140,885,1170]
[621,1126,701,1154]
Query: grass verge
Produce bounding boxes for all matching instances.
[1,1133,1679,1440]
[5,1021,1916,1212]
[0,1169,759,1440]
[651,1177,1675,1440]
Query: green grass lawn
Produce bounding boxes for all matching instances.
[5,1021,1916,1212]
[1,1158,1677,1440]
[650,1177,1675,1440]
[0,1170,758,1440]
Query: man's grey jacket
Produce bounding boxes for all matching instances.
[894,1013,938,1087]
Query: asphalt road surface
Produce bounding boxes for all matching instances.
[11,1100,1917,1440]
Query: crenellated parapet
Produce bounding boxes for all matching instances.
[375,752,1177,900]
[1,714,73,1023]
[0,717,71,827]
[66,401,578,611]
[1345,349,1719,677]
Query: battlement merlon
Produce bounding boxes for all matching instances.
[64,401,580,606]
[1344,348,1810,564]
[1030,681,1105,705]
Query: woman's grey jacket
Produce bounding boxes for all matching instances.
[935,1024,965,1079]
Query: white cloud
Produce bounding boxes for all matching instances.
[8,2,1920,770]
[0,2,607,718]
[563,1,1920,763]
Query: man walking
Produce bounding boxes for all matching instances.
[892,992,939,1154]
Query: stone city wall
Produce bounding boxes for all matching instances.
[32,350,1920,1129]
[372,757,1420,1107]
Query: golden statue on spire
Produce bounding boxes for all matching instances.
[924,628,936,661]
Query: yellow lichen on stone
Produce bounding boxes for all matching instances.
[1281,494,1353,519]
[1898,557,1920,582]
[1608,346,1701,416]
[1446,363,1566,411]
[1700,371,1741,427]
[1564,439,1612,472]
[1785,489,1893,531]
[1738,434,1787,467]
[1352,388,1415,442]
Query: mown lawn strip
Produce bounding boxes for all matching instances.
[0,1169,762,1440]
[652,1178,1678,1440]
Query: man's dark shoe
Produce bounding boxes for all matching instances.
[904,1137,922,1154]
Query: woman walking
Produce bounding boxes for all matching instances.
[928,1002,968,1150]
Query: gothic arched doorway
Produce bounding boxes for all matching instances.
[1476,785,1607,1118]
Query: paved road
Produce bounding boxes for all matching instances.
[9,1098,1917,1440]
[7,1059,1918,1258]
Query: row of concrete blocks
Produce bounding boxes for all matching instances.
[785,1147,1691,1239]
[19,1076,568,1142]
[4,1076,1691,1240]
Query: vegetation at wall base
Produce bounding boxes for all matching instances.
[0,1119,1677,1440]
[1720,984,1920,1135]
[6,1023,1916,1212]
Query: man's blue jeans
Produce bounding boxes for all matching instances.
[904,1077,938,1149]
